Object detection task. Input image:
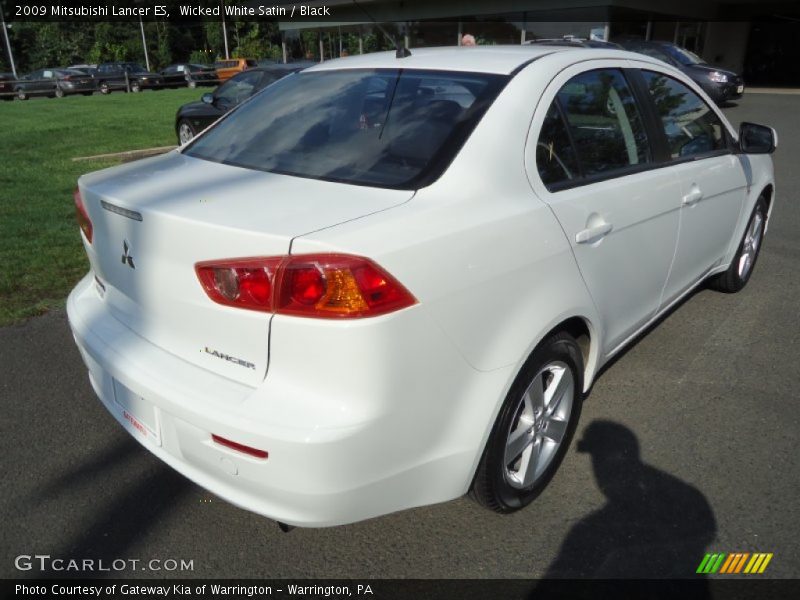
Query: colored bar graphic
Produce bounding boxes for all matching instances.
[697,554,713,574]
[734,553,750,573]
[719,554,736,574]
[758,554,773,573]
[701,552,773,575]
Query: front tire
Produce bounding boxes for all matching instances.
[54,87,65,98]
[16,88,28,101]
[471,332,584,513]
[708,196,767,293]
[99,81,110,94]
[130,80,141,93]
[177,119,197,145]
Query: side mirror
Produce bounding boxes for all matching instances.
[201,93,214,105]
[739,122,777,154]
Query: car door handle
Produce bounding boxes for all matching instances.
[575,222,613,244]
[682,187,703,206]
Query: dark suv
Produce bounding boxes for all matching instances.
[94,62,164,94]
[617,40,744,104]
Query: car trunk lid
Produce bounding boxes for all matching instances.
[78,151,413,386]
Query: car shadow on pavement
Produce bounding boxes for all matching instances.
[31,438,141,501]
[533,420,716,593]
[36,465,192,579]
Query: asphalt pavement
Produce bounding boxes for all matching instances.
[1,93,798,579]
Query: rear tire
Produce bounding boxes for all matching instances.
[16,88,28,101]
[471,332,584,513]
[708,196,767,293]
[99,81,110,94]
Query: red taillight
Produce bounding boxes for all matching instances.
[73,187,93,243]
[211,434,268,459]
[195,254,416,318]
[195,257,282,311]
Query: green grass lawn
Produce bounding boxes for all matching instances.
[0,88,200,326]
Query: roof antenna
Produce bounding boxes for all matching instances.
[351,0,412,58]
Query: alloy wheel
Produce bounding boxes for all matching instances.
[738,210,764,280]
[504,361,574,489]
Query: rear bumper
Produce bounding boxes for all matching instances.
[67,273,512,526]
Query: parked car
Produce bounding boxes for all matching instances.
[160,63,218,88]
[525,36,622,49]
[0,72,15,100]
[68,63,97,71]
[69,46,775,528]
[94,62,164,94]
[174,63,313,144]
[14,68,96,99]
[214,57,257,82]
[617,40,744,104]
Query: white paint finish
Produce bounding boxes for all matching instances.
[77,152,412,386]
[67,47,775,526]
[660,155,747,305]
[524,59,683,353]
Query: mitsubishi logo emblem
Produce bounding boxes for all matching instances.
[121,240,135,269]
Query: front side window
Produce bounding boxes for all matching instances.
[642,71,727,159]
[555,69,650,178]
[186,69,508,189]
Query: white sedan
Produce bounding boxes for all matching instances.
[68,46,776,527]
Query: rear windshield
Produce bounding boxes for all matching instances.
[184,68,508,189]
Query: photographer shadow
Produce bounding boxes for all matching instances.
[537,420,716,596]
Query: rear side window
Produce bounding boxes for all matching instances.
[536,103,580,188]
[556,69,650,177]
[641,71,727,159]
[185,69,508,189]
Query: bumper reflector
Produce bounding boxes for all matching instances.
[212,434,269,459]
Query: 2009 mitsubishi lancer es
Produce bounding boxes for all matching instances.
[68,46,776,527]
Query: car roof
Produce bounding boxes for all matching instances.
[304,45,640,75]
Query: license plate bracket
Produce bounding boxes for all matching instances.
[112,379,161,446]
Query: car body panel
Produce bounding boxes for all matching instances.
[77,151,413,386]
[68,46,775,526]
[94,62,164,91]
[15,68,96,97]
[160,63,219,88]
[215,58,257,81]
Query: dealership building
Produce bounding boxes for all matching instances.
[275,0,800,86]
